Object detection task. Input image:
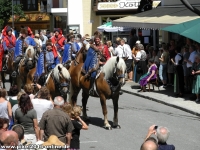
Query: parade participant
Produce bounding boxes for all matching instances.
[12,28,36,77]
[2,26,16,71]
[45,39,59,71]
[62,35,80,64]
[51,28,65,56]
[25,26,34,38]
[0,37,4,73]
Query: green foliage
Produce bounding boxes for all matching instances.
[0,0,25,29]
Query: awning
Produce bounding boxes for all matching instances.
[113,7,200,29]
[97,22,131,32]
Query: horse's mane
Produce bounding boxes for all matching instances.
[53,64,70,82]
[102,57,126,80]
[25,45,35,58]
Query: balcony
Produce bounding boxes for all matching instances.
[93,0,141,12]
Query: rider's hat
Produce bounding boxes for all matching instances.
[46,39,52,46]
[20,28,28,35]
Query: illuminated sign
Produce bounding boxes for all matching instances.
[97,0,141,10]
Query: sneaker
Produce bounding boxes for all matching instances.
[195,99,200,102]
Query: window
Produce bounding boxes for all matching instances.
[21,0,38,11]
[13,0,20,5]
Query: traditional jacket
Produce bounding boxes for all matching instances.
[2,34,16,52]
[14,36,36,60]
[51,35,65,52]
[46,50,59,70]
[96,44,110,64]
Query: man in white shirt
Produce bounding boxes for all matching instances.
[121,39,133,81]
[40,31,48,50]
[112,37,123,57]
[185,45,197,92]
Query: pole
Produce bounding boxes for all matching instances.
[12,0,14,28]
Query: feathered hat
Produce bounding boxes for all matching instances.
[20,28,28,35]
[46,39,52,46]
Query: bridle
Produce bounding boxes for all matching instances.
[113,61,125,81]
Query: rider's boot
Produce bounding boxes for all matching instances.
[89,77,95,95]
[11,62,18,78]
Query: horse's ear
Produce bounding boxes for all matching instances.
[116,56,119,63]
[58,65,62,72]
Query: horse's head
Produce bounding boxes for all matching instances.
[54,64,71,95]
[75,42,88,63]
[114,56,126,86]
[25,46,35,70]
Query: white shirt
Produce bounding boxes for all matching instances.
[31,98,53,123]
[187,51,197,68]
[175,53,182,65]
[123,44,132,59]
[42,35,48,45]
[113,45,124,58]
[38,39,42,47]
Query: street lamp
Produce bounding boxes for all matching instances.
[12,0,14,28]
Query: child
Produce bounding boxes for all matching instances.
[70,106,88,150]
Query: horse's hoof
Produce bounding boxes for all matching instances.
[113,125,121,129]
[104,126,112,130]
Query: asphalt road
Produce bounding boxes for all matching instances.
[76,92,200,150]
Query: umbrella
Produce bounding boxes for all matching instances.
[161,18,200,34]
[180,23,200,43]
[97,22,131,32]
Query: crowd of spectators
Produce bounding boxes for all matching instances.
[0,84,88,150]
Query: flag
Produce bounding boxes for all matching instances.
[14,39,23,60]
[35,52,44,77]
[62,44,71,64]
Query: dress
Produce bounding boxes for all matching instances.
[192,63,200,94]
[70,120,82,149]
[139,65,157,86]
[82,47,98,78]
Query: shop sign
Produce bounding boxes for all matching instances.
[97,0,141,10]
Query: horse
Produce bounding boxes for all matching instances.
[17,45,37,90]
[69,56,126,130]
[1,51,15,88]
[37,64,71,100]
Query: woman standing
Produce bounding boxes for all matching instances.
[15,94,40,144]
[182,46,190,92]
[159,45,169,87]
[0,89,12,121]
[191,54,200,102]
[139,59,157,92]
[171,48,184,97]
[151,50,159,67]
[133,44,147,83]
[107,40,114,57]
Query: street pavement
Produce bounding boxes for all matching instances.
[122,81,200,116]
[77,93,200,150]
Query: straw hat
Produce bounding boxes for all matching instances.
[42,135,65,146]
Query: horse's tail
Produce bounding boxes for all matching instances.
[68,80,74,104]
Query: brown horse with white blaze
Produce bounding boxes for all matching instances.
[69,56,126,130]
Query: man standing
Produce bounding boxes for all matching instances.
[128,29,138,50]
[2,26,16,71]
[40,30,48,50]
[12,28,36,77]
[39,96,74,149]
[51,28,65,57]
[121,39,133,81]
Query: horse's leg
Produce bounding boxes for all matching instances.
[112,94,120,129]
[0,72,5,88]
[100,94,111,130]
[82,91,89,120]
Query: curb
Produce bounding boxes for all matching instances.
[121,89,200,117]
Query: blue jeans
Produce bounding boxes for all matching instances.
[159,64,167,81]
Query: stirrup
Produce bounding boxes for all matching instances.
[2,66,8,71]
[11,71,17,78]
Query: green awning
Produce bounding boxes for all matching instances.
[161,18,200,34]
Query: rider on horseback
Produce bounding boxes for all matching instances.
[51,28,65,57]
[82,33,110,94]
[2,26,16,71]
[45,39,59,71]
[62,34,80,64]
[12,28,36,77]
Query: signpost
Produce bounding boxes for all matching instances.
[97,0,141,10]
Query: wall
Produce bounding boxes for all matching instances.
[162,0,200,6]
[68,0,83,34]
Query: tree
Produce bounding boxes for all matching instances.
[137,0,153,13]
[0,0,25,30]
